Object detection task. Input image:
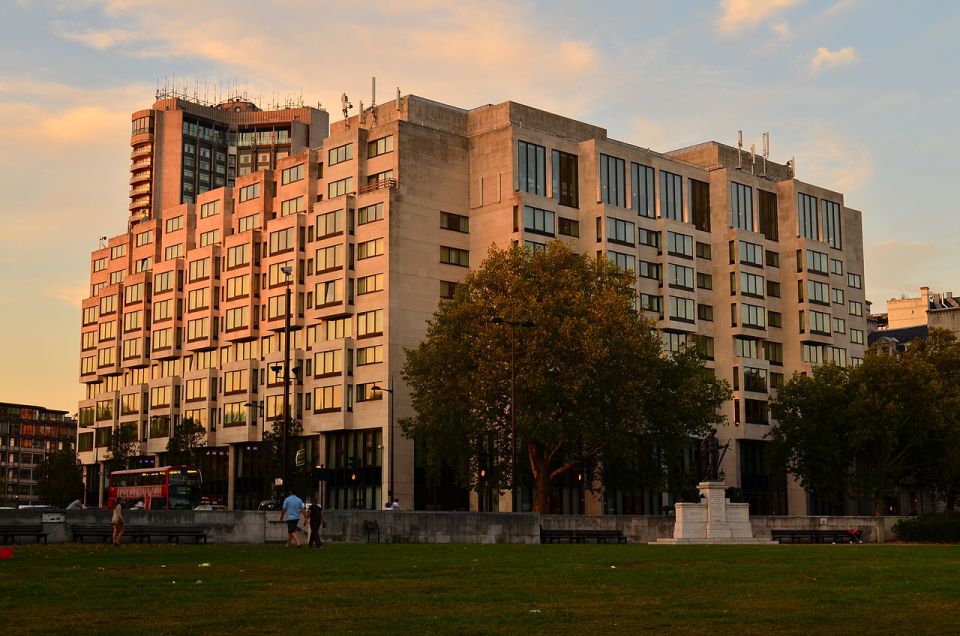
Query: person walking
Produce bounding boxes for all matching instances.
[280,488,304,547]
[307,498,326,548]
[111,501,124,546]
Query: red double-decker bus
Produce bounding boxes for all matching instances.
[108,466,202,510]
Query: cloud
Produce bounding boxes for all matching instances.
[55,26,137,50]
[810,46,858,73]
[772,22,792,39]
[717,0,802,33]
[792,122,872,194]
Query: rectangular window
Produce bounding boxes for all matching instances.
[741,304,766,328]
[607,250,635,272]
[690,179,710,231]
[93,257,108,272]
[329,144,354,165]
[831,259,844,275]
[226,244,250,269]
[807,249,829,275]
[848,272,863,289]
[368,136,394,158]
[269,227,295,254]
[606,217,634,245]
[314,385,343,412]
[187,287,209,311]
[802,343,824,365]
[808,280,830,305]
[638,261,660,281]
[324,317,352,340]
[136,231,154,248]
[631,163,655,218]
[739,240,763,266]
[518,141,547,196]
[357,273,384,295]
[165,216,183,233]
[440,246,469,267]
[734,337,759,359]
[798,193,818,240]
[821,200,842,249]
[357,309,383,337]
[696,241,711,260]
[440,280,458,299]
[188,257,210,282]
[668,264,694,290]
[730,182,753,231]
[558,217,580,237]
[698,303,714,322]
[124,283,144,305]
[366,169,394,186]
[833,317,846,334]
[358,203,384,225]
[226,274,250,300]
[667,231,693,258]
[766,341,783,365]
[639,293,662,318]
[357,344,384,366]
[849,300,863,317]
[238,183,261,202]
[766,250,780,268]
[552,150,579,208]
[281,163,304,185]
[357,238,384,260]
[110,244,127,260]
[225,306,249,330]
[758,190,778,241]
[639,228,661,251]
[238,214,260,233]
[696,272,713,290]
[164,244,183,261]
[850,328,864,344]
[660,171,683,221]
[768,311,782,328]
[328,177,354,199]
[766,280,781,298]
[669,296,695,322]
[316,244,344,273]
[99,294,117,315]
[314,350,343,377]
[317,209,344,238]
[280,196,304,217]
[741,272,764,297]
[199,229,219,247]
[440,211,470,233]
[186,317,209,341]
[809,310,831,335]
[833,287,844,305]
[599,154,626,207]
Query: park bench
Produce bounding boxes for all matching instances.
[771,529,853,544]
[364,519,380,544]
[129,525,208,544]
[574,529,628,544]
[539,527,577,544]
[0,524,48,544]
[72,524,114,543]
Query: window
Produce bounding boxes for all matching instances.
[809,310,831,335]
[848,272,862,289]
[225,307,249,330]
[328,177,354,199]
[200,200,220,219]
[808,280,830,305]
[768,311,782,328]
[638,261,660,282]
[851,328,864,344]
[367,170,394,185]
[325,317,352,340]
[758,190,778,241]
[669,296,695,322]
[690,179,710,231]
[766,341,783,365]
[82,330,98,350]
[109,269,125,285]
[741,304,766,328]
[696,242,711,260]
[187,287,209,311]
[668,264,694,290]
[367,136,393,158]
[124,283,143,305]
[93,257,108,272]
[357,309,383,337]
[606,217,634,245]
[238,183,261,202]
[806,249,829,275]
[98,320,116,341]
[639,293,662,317]
[831,259,844,275]
[226,274,250,300]
[152,327,172,350]
[357,273,384,295]
[353,344,382,367]
[832,288,845,305]
[698,304,714,322]
[631,163,655,218]
[849,300,863,317]
[316,244,344,272]
[441,246,469,267]
[518,141,546,195]
[199,229,219,247]
[152,298,173,322]
[766,250,780,268]
[552,150,579,207]
[314,385,343,412]
[329,143,353,165]
[99,294,117,315]
[833,317,846,334]
[314,350,344,377]
[357,238,384,260]
[92,281,106,297]
[153,271,174,294]
[744,367,768,393]
[599,154,626,207]
[268,292,292,318]
[356,382,383,403]
[317,209,344,238]
[767,280,781,298]
[188,257,210,282]
[667,231,693,258]
[607,250,635,272]
[111,244,127,260]
[280,196,304,217]
[798,193,818,240]
[165,244,183,261]
[741,272,764,297]
[440,280,458,299]
[663,332,689,354]
[639,228,661,251]
[441,211,470,233]
[222,403,246,427]
[359,203,384,225]
[827,346,847,367]
[165,216,183,233]
[558,217,579,237]
[281,163,304,185]
[734,337,758,359]
[227,244,250,269]
[660,171,683,221]
[186,317,209,341]
[238,214,260,232]
[269,227,295,254]
[739,240,763,266]
[730,182,753,231]
[821,200,842,249]
[802,343,824,365]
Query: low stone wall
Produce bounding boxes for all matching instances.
[0,509,901,545]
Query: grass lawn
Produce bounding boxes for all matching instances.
[3,543,959,635]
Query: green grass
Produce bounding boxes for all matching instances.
[3,543,960,635]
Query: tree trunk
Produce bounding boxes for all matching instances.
[533,470,550,513]
[873,494,883,517]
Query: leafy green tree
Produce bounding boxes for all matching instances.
[401,241,728,512]
[103,423,138,476]
[261,416,308,499]
[166,417,206,466]
[35,449,84,507]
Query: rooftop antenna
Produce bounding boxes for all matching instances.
[370,77,378,122]
[750,143,756,175]
[99,236,108,248]
[396,86,401,111]
[341,93,353,119]
[762,132,769,176]
[737,130,743,169]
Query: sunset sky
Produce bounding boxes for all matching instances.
[2,0,958,411]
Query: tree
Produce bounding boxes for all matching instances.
[35,449,84,507]
[166,417,206,466]
[261,416,308,500]
[103,423,138,476]
[401,241,729,512]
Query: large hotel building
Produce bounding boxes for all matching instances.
[77,92,867,515]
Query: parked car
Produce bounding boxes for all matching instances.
[194,504,228,512]
[257,500,280,512]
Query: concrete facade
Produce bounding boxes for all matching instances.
[1,403,76,506]
[78,93,868,516]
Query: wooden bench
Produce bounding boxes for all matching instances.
[771,529,853,544]
[0,524,47,544]
[540,527,577,544]
[129,525,208,544]
[72,524,114,543]
[575,529,627,544]
[364,520,380,544]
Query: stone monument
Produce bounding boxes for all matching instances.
[655,429,774,545]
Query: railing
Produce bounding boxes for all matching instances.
[357,177,397,195]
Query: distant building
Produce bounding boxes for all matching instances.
[0,402,76,506]
[869,286,960,353]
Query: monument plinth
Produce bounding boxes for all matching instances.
[655,481,775,545]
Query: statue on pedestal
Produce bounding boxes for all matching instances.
[699,428,730,482]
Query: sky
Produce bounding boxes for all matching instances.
[1,0,958,412]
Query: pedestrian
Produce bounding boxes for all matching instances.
[279,488,304,547]
[389,498,400,511]
[307,498,326,548]
[111,501,124,546]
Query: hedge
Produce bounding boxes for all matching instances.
[893,513,960,543]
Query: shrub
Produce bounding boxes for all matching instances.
[893,513,960,543]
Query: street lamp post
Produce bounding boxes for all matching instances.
[281,266,293,491]
[371,382,394,504]
[490,316,535,512]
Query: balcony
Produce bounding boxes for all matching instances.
[131,144,153,159]
[130,170,152,186]
[129,183,151,197]
[357,178,397,195]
